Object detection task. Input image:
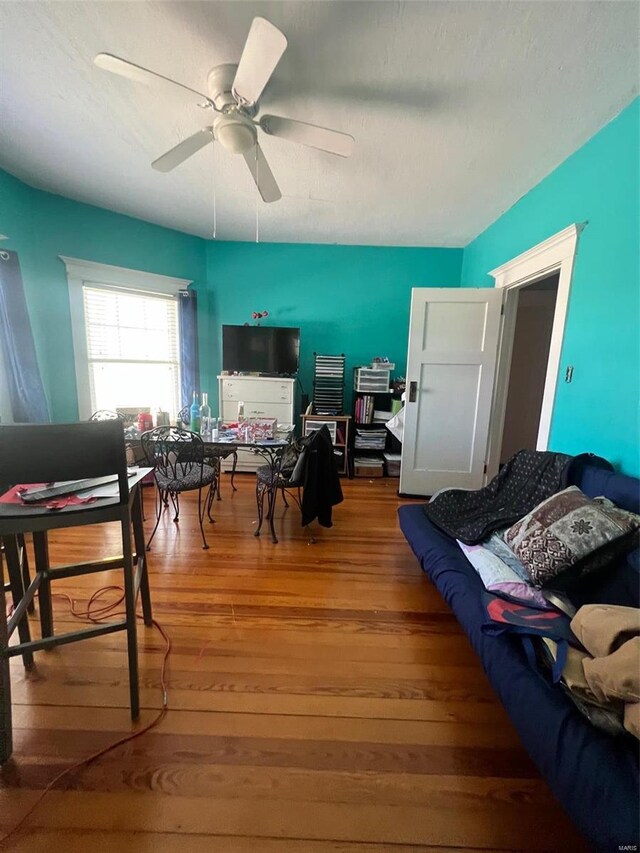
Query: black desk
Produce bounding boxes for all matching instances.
[0,468,152,762]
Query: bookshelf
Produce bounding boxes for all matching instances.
[352,367,401,478]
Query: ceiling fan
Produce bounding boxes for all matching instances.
[95,17,355,203]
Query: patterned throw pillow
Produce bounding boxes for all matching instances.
[505,487,640,589]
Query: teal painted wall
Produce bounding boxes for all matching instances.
[0,169,207,421]
[203,241,463,411]
[3,96,638,476]
[462,98,640,476]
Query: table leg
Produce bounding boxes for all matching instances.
[0,555,12,763]
[3,536,34,669]
[230,452,238,491]
[267,484,278,544]
[33,532,53,641]
[122,514,140,720]
[18,535,34,614]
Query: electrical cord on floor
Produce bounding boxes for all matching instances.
[0,586,171,846]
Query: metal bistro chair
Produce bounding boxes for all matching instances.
[178,405,238,500]
[0,420,152,762]
[141,426,217,550]
[255,439,310,543]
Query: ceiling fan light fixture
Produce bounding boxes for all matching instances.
[215,115,256,154]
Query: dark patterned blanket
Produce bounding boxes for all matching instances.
[424,450,613,545]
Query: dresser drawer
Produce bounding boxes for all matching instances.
[222,401,293,424]
[221,378,293,405]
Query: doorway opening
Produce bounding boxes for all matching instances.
[499,272,559,464]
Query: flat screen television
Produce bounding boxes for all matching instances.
[222,325,300,375]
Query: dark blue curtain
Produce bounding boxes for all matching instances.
[0,250,50,423]
[178,289,199,409]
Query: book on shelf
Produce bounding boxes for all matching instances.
[355,394,378,424]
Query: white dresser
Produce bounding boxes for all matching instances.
[218,375,296,473]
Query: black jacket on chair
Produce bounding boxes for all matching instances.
[300,425,343,528]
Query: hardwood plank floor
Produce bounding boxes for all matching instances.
[0,476,587,852]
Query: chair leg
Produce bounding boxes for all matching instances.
[146,486,164,551]
[255,480,266,536]
[265,485,279,544]
[215,458,222,501]
[33,532,54,641]
[305,524,316,545]
[206,483,216,523]
[169,491,180,523]
[281,487,289,509]
[197,487,210,550]
[0,559,12,763]
[132,487,153,628]
[3,536,34,669]
[121,516,140,720]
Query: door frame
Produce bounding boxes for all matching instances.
[485,223,585,482]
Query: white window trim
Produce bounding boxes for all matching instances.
[61,256,192,419]
[484,223,584,480]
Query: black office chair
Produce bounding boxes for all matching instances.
[0,420,152,763]
[141,426,217,550]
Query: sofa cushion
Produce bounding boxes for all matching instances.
[505,487,639,589]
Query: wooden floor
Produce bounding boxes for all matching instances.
[0,476,587,852]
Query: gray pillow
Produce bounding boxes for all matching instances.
[505,487,640,589]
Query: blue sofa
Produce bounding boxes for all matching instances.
[398,464,639,852]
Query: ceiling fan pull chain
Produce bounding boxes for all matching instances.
[212,142,217,239]
[255,145,260,244]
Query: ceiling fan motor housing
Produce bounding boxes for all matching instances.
[214,113,257,154]
[207,63,257,115]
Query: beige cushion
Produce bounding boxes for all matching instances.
[583,637,640,705]
[571,604,640,657]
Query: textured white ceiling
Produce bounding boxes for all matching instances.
[0,1,638,246]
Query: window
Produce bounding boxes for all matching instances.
[62,257,192,420]
[83,285,180,417]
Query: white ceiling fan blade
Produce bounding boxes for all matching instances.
[95,53,211,104]
[260,115,354,158]
[243,144,281,203]
[232,17,287,106]
[152,129,214,172]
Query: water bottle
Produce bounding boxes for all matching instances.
[189,391,200,433]
[199,392,211,438]
[211,414,219,441]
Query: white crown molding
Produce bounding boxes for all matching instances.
[489,223,585,289]
[59,255,192,295]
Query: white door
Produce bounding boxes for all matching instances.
[400,288,504,496]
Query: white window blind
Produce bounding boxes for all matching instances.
[83,285,181,417]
